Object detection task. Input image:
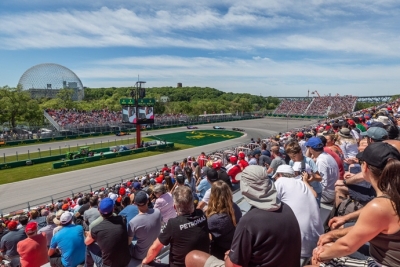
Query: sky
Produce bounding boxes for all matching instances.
[0,0,399,97]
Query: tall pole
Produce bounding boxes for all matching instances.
[136,82,141,148]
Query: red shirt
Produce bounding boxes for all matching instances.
[155,175,164,184]
[161,167,170,173]
[324,147,345,180]
[227,165,241,183]
[198,155,207,168]
[17,233,49,267]
[238,159,249,170]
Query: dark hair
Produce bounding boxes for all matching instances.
[89,197,98,207]
[377,160,400,218]
[385,125,399,140]
[176,174,185,185]
[19,215,29,226]
[318,136,327,147]
[121,196,131,207]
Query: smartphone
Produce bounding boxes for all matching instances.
[349,164,361,174]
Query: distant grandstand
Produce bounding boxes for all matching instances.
[18,63,84,101]
[272,93,393,118]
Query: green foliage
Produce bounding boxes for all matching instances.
[355,102,381,111]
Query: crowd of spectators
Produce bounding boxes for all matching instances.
[46,109,122,128]
[274,100,311,115]
[327,95,358,116]
[2,100,400,266]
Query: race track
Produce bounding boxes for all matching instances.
[0,118,317,214]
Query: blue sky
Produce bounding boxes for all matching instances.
[0,0,399,97]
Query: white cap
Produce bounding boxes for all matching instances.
[272,165,294,179]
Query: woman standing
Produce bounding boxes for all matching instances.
[206,181,242,260]
[309,142,400,266]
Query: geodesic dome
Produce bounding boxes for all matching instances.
[18,63,84,101]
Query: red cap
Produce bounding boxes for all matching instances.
[62,204,69,211]
[387,107,392,111]
[7,221,18,230]
[347,119,355,126]
[296,132,304,138]
[230,156,238,164]
[238,151,245,158]
[212,162,221,169]
[119,187,126,196]
[25,221,38,234]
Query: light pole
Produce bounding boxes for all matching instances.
[130,81,146,148]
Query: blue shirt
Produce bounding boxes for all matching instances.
[289,157,322,194]
[119,205,139,229]
[196,178,211,200]
[50,224,85,267]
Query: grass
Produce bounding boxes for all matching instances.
[0,143,193,185]
[1,137,152,163]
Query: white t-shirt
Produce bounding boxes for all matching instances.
[298,140,307,155]
[339,141,358,159]
[275,177,323,257]
[202,188,211,204]
[316,152,339,200]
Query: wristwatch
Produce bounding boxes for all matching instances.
[343,179,347,186]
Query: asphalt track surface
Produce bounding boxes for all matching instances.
[0,118,317,214]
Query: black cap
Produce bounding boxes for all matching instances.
[206,168,219,182]
[356,142,400,169]
[134,191,148,206]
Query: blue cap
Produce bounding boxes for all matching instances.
[305,137,324,149]
[99,198,114,215]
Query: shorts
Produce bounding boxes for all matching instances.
[205,255,225,267]
[320,257,385,267]
[321,190,335,204]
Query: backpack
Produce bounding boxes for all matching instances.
[336,198,364,218]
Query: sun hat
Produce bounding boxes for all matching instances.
[53,210,65,225]
[339,128,352,138]
[376,116,390,125]
[272,165,295,179]
[236,165,281,211]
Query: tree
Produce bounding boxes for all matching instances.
[56,88,75,109]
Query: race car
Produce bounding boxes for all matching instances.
[232,127,245,132]
[115,131,131,136]
[187,126,198,129]
[213,126,225,129]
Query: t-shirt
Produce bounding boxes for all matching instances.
[30,216,47,230]
[184,177,197,193]
[208,203,242,260]
[227,165,241,182]
[261,149,271,157]
[339,141,359,159]
[202,188,211,204]
[127,208,161,260]
[50,224,85,267]
[38,224,56,246]
[196,179,211,200]
[275,178,324,257]
[77,203,90,216]
[158,209,209,267]
[83,207,100,225]
[154,193,177,224]
[316,152,339,200]
[298,139,307,155]
[118,205,139,229]
[228,203,301,267]
[0,229,27,256]
[238,159,249,170]
[258,155,272,167]
[324,147,345,179]
[17,233,49,267]
[248,158,257,165]
[269,156,286,174]
[91,216,131,267]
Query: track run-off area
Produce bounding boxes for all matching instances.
[0,117,317,214]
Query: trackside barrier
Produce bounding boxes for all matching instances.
[52,142,175,169]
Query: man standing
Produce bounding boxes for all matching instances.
[17,221,49,267]
[48,212,85,267]
[90,198,131,267]
[185,165,301,267]
[142,186,209,267]
[128,191,161,260]
[306,137,339,204]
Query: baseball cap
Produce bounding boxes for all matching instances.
[109,193,118,202]
[347,119,356,126]
[229,156,238,164]
[361,127,388,141]
[369,121,385,128]
[61,204,69,211]
[305,137,324,149]
[356,142,400,169]
[134,191,149,206]
[7,221,18,230]
[99,197,114,215]
[251,150,261,156]
[296,132,304,138]
[206,168,219,182]
[133,182,141,190]
[292,161,312,174]
[119,187,126,196]
[272,165,295,179]
[25,221,38,235]
[60,212,73,225]
[212,161,221,169]
[236,165,281,211]
[238,151,245,158]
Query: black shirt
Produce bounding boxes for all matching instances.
[91,216,131,267]
[158,209,209,267]
[229,203,301,267]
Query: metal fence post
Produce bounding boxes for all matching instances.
[49,147,51,156]
[59,146,61,155]
[27,202,31,211]
[3,153,5,163]
[16,151,18,162]
[71,190,74,198]
[28,150,30,160]
[89,185,93,193]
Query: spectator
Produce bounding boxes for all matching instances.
[83,196,100,226]
[48,212,85,267]
[118,196,139,229]
[206,181,242,260]
[306,137,339,204]
[325,133,344,158]
[273,165,323,265]
[197,168,220,210]
[266,145,286,177]
[319,135,345,180]
[337,128,359,170]
[196,170,212,201]
[17,221,49,267]
[212,161,232,189]
[142,186,210,267]
[185,165,301,267]
[37,213,57,247]
[153,184,177,225]
[89,198,131,267]
[184,167,197,193]
[226,156,241,184]
[28,210,47,230]
[0,220,26,261]
[128,191,161,260]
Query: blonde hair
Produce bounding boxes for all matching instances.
[206,160,213,168]
[206,181,236,226]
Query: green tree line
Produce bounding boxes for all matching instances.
[0,85,281,128]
